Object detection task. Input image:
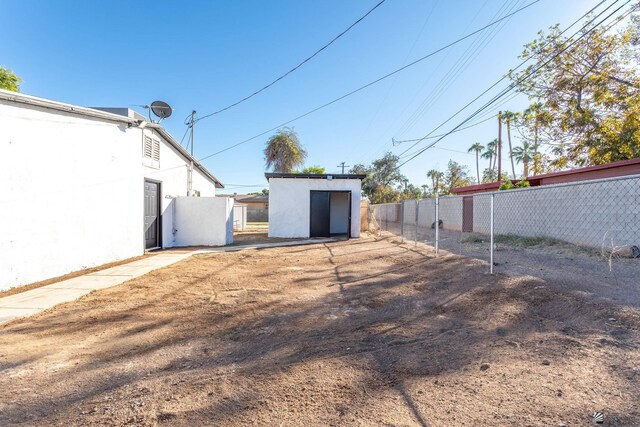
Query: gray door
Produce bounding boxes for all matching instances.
[144,180,160,249]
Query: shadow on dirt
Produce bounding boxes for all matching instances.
[0,235,638,425]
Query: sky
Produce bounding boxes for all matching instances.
[1,0,612,194]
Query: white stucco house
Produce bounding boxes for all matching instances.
[266,173,365,239]
[0,89,233,291]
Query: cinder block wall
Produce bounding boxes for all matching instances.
[472,176,640,248]
[438,197,463,231]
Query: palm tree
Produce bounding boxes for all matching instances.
[426,169,443,197]
[521,102,545,175]
[467,142,484,184]
[481,139,497,171]
[512,141,534,177]
[421,184,429,198]
[502,110,517,179]
[264,127,307,173]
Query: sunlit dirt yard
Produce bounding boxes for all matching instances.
[1,234,639,426]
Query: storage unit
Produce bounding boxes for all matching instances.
[265,173,365,239]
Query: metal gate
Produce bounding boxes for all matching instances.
[462,196,473,232]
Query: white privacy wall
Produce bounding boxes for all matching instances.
[0,100,219,291]
[268,178,362,238]
[174,197,234,246]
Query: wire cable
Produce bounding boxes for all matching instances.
[393,114,496,145]
[395,0,615,158]
[394,0,520,138]
[195,0,387,122]
[396,0,633,170]
[195,0,542,162]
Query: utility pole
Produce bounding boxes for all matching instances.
[189,110,196,157]
[187,110,196,196]
[497,111,502,181]
[337,161,351,174]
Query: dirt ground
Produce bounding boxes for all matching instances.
[1,234,639,426]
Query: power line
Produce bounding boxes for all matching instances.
[397,0,633,170]
[394,0,521,139]
[196,0,542,162]
[392,114,495,145]
[395,0,615,159]
[396,91,521,159]
[195,0,387,122]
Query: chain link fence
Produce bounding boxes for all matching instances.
[370,174,640,273]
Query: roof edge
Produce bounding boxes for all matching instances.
[0,89,135,124]
[0,89,224,189]
[265,173,366,180]
[150,124,224,189]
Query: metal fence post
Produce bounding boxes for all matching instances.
[490,193,495,274]
[400,202,405,243]
[415,200,419,247]
[435,196,439,256]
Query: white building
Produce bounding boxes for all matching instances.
[266,173,365,239]
[0,89,233,291]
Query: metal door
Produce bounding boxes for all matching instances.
[144,180,160,249]
[310,191,330,237]
[462,196,474,232]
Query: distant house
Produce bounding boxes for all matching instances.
[266,173,365,239]
[0,89,233,291]
[452,158,640,195]
[233,194,269,222]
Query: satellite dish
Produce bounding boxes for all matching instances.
[150,100,172,120]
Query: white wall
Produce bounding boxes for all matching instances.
[0,100,220,291]
[174,197,234,246]
[268,178,362,238]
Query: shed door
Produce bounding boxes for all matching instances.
[462,196,473,232]
[144,180,161,249]
[310,191,330,237]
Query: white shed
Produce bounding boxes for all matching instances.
[0,89,232,291]
[266,173,365,239]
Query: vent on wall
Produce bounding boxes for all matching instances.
[143,136,160,168]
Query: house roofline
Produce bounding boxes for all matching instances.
[265,173,366,180]
[526,157,640,181]
[0,89,224,189]
[0,89,135,124]
[148,124,224,188]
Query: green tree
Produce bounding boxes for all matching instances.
[400,183,422,201]
[264,127,307,173]
[467,142,484,184]
[426,169,444,197]
[350,153,407,204]
[0,66,21,92]
[501,110,517,179]
[298,165,326,174]
[443,160,473,194]
[481,167,498,183]
[511,14,640,167]
[512,141,534,177]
